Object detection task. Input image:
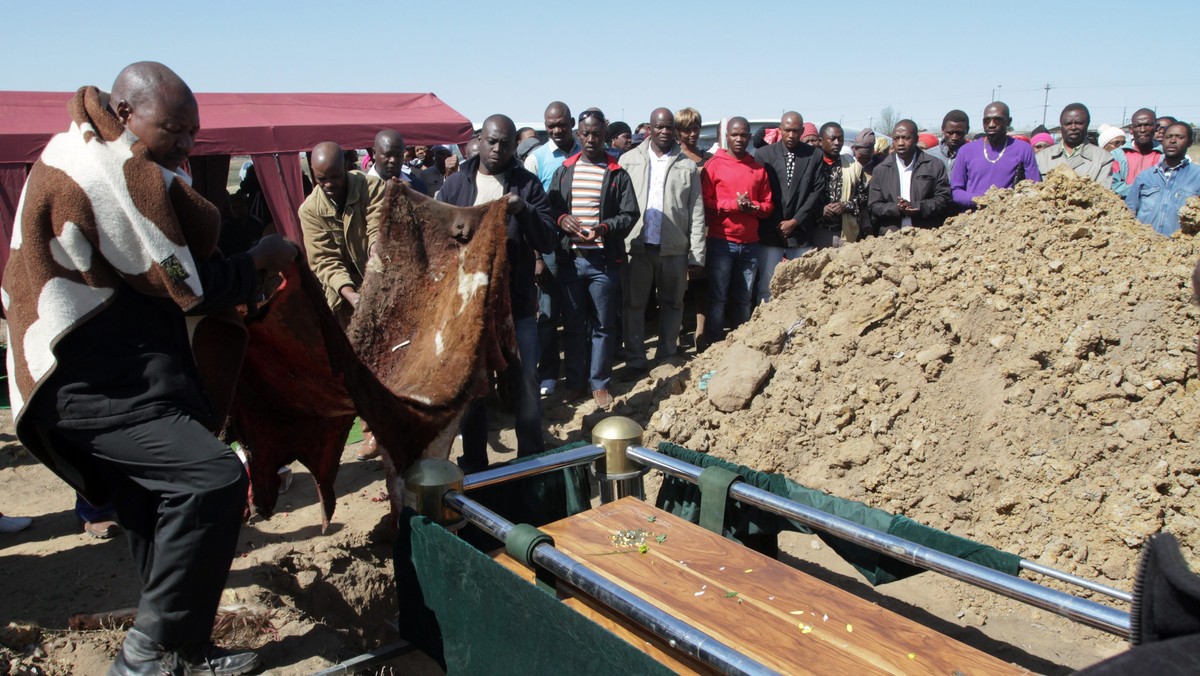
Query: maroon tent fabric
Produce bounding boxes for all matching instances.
[0,91,473,275]
[251,152,307,243]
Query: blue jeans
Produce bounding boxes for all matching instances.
[559,249,620,391]
[536,251,562,383]
[460,316,543,472]
[705,238,759,341]
[76,493,117,523]
[757,244,811,304]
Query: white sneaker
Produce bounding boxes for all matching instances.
[0,515,32,533]
[539,379,556,397]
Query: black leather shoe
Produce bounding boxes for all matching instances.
[107,628,184,676]
[180,645,261,676]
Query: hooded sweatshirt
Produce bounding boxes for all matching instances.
[701,148,774,244]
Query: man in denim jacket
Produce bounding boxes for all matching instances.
[1127,123,1200,236]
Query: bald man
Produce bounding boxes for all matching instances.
[299,141,387,320]
[950,101,1041,209]
[1112,108,1164,197]
[438,114,558,470]
[367,129,428,194]
[754,111,824,303]
[4,61,298,675]
[619,107,705,371]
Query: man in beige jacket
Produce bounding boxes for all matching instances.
[299,141,386,322]
[618,108,705,373]
[299,141,387,460]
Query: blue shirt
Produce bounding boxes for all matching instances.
[1127,157,1200,236]
[525,140,581,191]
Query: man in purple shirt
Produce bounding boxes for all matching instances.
[950,101,1041,209]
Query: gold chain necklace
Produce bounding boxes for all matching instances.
[982,139,1007,164]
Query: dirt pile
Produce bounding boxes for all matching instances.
[1180,195,1200,236]
[646,168,1200,592]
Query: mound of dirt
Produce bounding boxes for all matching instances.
[1180,195,1200,236]
[646,168,1200,592]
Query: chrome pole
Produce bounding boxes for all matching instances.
[443,491,778,676]
[1019,560,1133,603]
[462,445,606,491]
[626,446,1131,638]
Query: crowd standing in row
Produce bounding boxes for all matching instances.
[300,100,1196,424]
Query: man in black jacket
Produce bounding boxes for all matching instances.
[755,111,825,302]
[546,109,640,409]
[868,119,952,233]
[438,114,558,472]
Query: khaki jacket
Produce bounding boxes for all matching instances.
[1035,143,1114,185]
[298,171,386,313]
[618,142,706,265]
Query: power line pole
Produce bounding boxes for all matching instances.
[1042,83,1053,126]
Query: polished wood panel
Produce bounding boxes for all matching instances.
[497,498,1026,675]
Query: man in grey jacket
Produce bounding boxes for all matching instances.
[618,108,706,373]
[1035,103,1113,185]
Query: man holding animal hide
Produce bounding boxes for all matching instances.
[439,114,559,472]
[299,140,388,459]
[2,62,298,675]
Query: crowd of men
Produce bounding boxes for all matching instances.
[302,100,1198,423]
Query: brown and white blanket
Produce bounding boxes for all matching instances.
[3,85,222,433]
[230,183,516,526]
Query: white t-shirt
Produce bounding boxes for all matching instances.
[474,171,506,206]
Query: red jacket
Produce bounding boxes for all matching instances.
[701,149,774,243]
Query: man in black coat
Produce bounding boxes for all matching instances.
[868,119,953,233]
[755,111,825,302]
[438,114,558,472]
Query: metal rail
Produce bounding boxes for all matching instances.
[1019,560,1132,603]
[310,640,417,675]
[462,443,1131,604]
[626,445,1131,638]
[444,491,779,676]
[463,444,606,491]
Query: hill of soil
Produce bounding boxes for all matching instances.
[644,168,1199,597]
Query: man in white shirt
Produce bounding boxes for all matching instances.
[618,108,705,373]
[867,119,952,233]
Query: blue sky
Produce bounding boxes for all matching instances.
[3,0,1196,132]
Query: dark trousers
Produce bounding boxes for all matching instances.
[536,251,563,383]
[45,410,248,650]
[460,316,544,472]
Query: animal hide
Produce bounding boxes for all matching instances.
[231,182,515,527]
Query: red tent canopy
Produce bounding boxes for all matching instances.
[0,91,474,163]
[0,91,474,274]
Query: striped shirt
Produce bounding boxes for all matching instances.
[569,159,606,249]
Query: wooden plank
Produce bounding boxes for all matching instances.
[493,551,713,674]
[533,498,1026,676]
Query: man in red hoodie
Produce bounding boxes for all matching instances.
[701,117,773,343]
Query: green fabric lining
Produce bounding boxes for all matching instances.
[698,465,742,534]
[408,513,675,675]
